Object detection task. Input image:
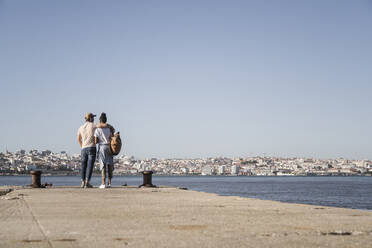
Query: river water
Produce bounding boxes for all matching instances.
[1,176,371,210]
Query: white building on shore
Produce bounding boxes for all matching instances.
[231,165,239,175]
[202,165,213,176]
[218,165,225,175]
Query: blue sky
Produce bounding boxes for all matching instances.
[0,0,371,159]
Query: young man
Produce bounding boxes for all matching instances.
[77,112,97,188]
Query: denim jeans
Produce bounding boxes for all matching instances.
[81,147,96,182]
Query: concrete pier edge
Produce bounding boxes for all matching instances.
[1,186,372,247]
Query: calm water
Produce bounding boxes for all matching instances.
[1,176,371,210]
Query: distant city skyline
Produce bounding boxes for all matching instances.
[1,149,371,177]
[1,147,372,161]
[1,1,371,159]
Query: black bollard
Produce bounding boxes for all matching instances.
[30,170,42,188]
[139,171,156,187]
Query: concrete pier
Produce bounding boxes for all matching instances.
[0,186,371,247]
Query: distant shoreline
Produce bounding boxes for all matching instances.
[1,174,371,177]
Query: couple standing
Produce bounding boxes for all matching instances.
[77,112,115,188]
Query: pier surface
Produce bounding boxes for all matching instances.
[0,186,371,248]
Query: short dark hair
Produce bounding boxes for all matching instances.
[99,113,107,123]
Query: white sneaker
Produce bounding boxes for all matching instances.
[99,184,106,189]
[107,184,111,188]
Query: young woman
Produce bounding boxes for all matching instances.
[94,113,114,188]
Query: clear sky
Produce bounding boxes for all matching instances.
[1,0,371,159]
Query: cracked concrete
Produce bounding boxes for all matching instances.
[0,186,371,247]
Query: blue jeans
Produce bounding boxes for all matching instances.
[81,147,96,182]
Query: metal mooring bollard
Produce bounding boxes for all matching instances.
[30,170,42,188]
[139,171,156,187]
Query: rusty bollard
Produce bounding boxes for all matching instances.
[30,170,42,188]
[139,171,156,187]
